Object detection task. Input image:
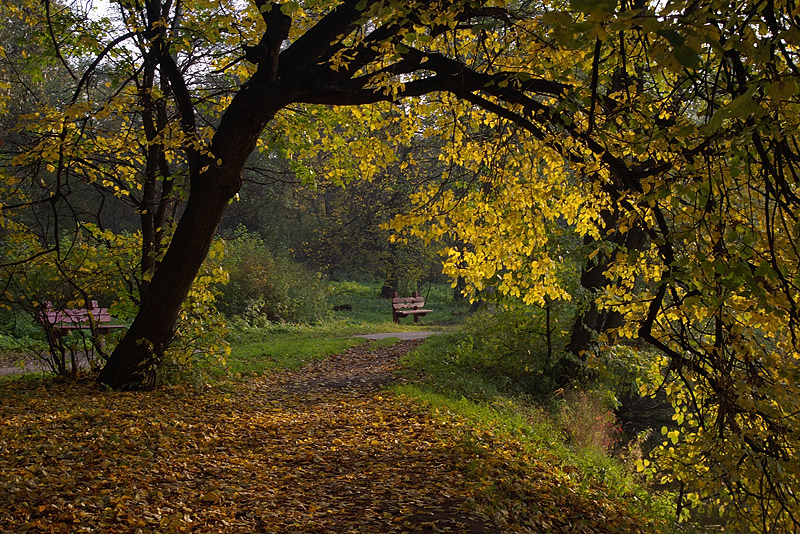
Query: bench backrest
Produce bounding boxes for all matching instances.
[39,301,113,326]
[392,292,425,310]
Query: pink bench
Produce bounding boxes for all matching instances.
[38,301,124,339]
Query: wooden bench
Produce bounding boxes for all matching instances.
[38,301,124,340]
[392,291,433,323]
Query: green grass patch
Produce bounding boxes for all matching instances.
[222,280,469,377]
[0,370,53,386]
[226,332,402,377]
[327,280,469,329]
[228,334,364,375]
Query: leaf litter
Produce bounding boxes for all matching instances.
[0,340,663,533]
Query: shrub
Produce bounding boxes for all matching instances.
[399,305,583,404]
[454,306,584,400]
[218,231,328,323]
[0,225,137,376]
[0,226,230,381]
[556,388,622,456]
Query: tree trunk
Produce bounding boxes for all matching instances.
[453,275,467,302]
[380,242,400,298]
[98,76,292,388]
[569,219,648,358]
[97,178,233,389]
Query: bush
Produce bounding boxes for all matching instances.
[218,231,328,323]
[400,305,583,403]
[454,306,584,400]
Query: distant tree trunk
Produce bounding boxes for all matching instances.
[380,275,400,299]
[380,242,400,298]
[453,275,467,302]
[543,297,553,363]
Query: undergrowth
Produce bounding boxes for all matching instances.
[393,310,694,533]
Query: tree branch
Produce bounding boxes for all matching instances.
[278,0,372,78]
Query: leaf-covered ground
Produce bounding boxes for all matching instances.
[0,341,663,533]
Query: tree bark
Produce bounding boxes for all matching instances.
[379,242,400,299]
[453,275,467,302]
[97,176,234,388]
[97,2,296,389]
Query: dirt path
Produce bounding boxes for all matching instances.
[356,332,438,341]
[0,358,43,376]
[260,338,423,394]
[248,338,499,532]
[0,353,95,377]
[0,338,500,533]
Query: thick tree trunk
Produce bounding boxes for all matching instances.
[97,178,234,389]
[98,81,292,389]
[98,3,296,389]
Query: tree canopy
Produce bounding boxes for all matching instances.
[3,0,800,529]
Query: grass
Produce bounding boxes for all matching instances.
[393,382,677,522]
[229,332,404,377]
[389,323,687,532]
[227,334,366,375]
[326,280,470,330]
[365,336,403,349]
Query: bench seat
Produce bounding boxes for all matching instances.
[38,301,124,339]
[391,292,433,323]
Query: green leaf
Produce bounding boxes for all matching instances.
[657,29,685,47]
[674,45,701,69]
[280,1,299,16]
[767,79,798,101]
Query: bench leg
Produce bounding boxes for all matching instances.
[413,314,420,323]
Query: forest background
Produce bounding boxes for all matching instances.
[2,0,800,532]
